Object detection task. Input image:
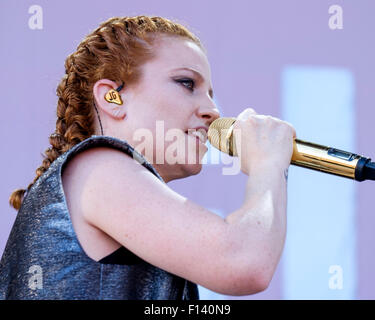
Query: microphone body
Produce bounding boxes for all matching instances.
[207,117,375,182]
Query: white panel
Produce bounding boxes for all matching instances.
[280,66,357,299]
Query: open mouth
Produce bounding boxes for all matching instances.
[184,128,208,145]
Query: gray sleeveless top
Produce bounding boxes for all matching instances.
[0,135,199,300]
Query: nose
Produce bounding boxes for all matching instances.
[196,103,221,127]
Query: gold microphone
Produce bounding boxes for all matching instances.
[207,117,375,182]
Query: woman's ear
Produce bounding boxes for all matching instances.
[93,79,127,120]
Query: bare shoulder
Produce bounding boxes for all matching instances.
[61,145,145,219]
[63,146,143,177]
[62,146,146,196]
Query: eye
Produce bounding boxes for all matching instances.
[175,78,195,92]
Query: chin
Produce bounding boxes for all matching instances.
[185,162,203,176]
[163,142,207,181]
[172,163,203,181]
[184,147,207,177]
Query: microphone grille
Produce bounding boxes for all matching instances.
[207,117,237,156]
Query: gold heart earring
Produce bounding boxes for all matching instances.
[104,81,124,105]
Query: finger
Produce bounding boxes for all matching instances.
[237,107,257,121]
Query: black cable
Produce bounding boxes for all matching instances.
[93,100,104,136]
[116,81,124,92]
[363,161,375,181]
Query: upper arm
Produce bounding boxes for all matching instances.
[70,147,265,295]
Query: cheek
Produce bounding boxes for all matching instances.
[153,90,192,119]
[159,102,189,121]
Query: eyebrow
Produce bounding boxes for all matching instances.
[171,67,214,99]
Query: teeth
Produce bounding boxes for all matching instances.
[188,131,206,143]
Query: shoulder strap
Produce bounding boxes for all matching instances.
[61,135,164,183]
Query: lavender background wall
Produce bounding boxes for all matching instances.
[1,0,374,299]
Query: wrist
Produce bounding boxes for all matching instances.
[248,161,289,176]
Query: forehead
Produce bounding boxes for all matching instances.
[148,36,211,77]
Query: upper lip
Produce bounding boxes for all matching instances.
[185,126,209,143]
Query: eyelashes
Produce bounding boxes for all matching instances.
[174,78,195,92]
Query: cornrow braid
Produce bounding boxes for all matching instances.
[9,15,204,210]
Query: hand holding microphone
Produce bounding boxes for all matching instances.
[208,108,375,181]
[231,108,296,176]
